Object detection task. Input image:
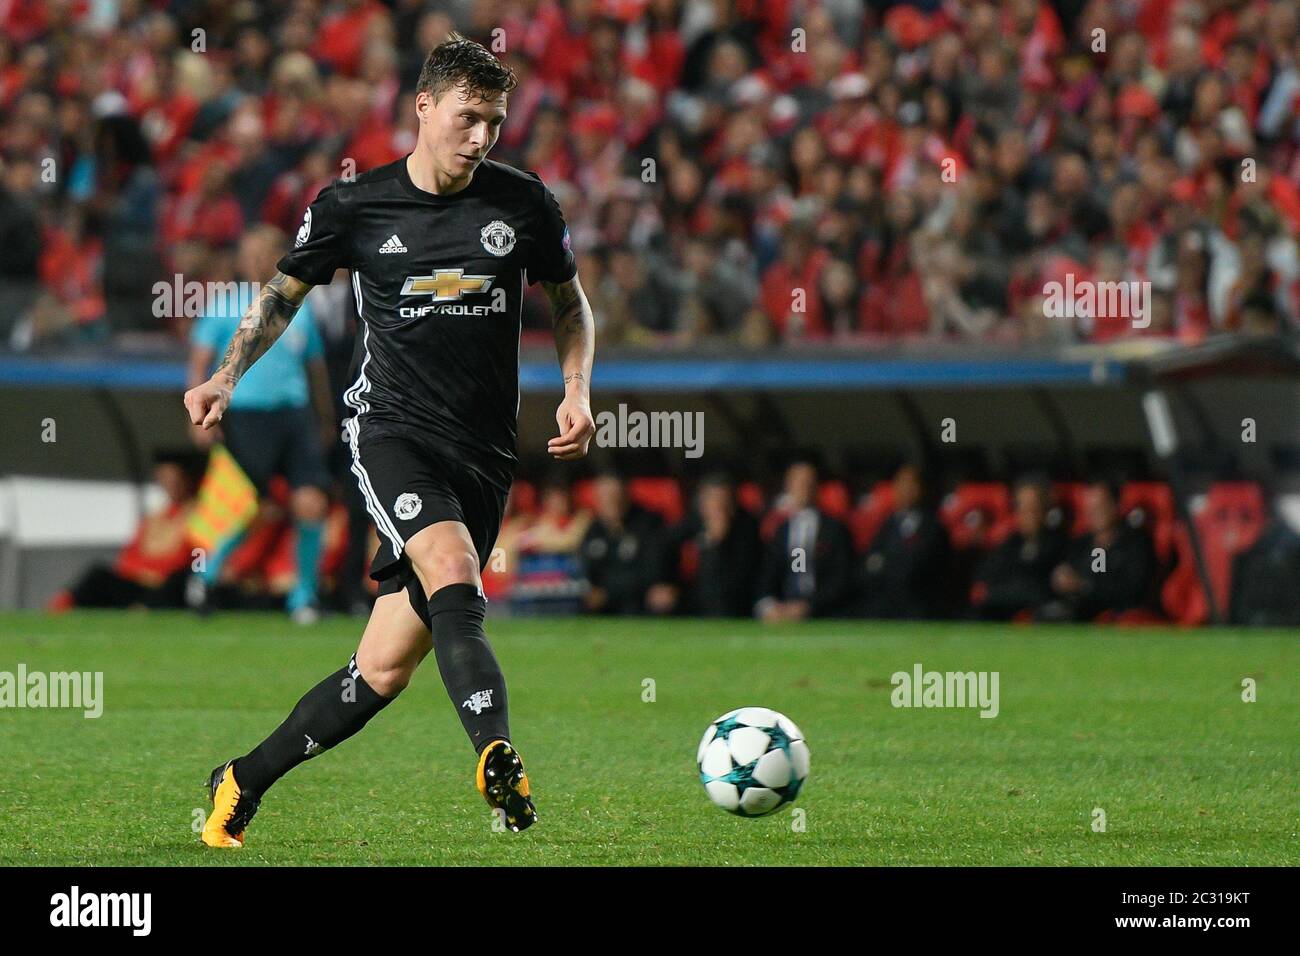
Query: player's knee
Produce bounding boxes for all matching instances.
[362,662,413,698]
[406,542,479,592]
[354,644,420,697]
[292,486,329,522]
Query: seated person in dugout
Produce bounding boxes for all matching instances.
[1037,479,1158,622]
[852,462,950,620]
[580,471,674,615]
[661,472,762,618]
[509,474,592,559]
[756,458,854,622]
[969,475,1068,620]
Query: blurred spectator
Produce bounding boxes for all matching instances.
[678,234,763,342]
[970,475,1068,620]
[1038,479,1158,621]
[8,203,108,351]
[49,453,203,611]
[1229,515,1300,626]
[580,471,673,615]
[493,474,592,615]
[756,458,854,621]
[0,154,41,338]
[514,475,593,558]
[852,462,950,619]
[761,219,830,342]
[597,244,682,344]
[673,472,762,617]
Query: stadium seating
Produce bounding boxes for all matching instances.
[1196,482,1268,620]
[629,477,685,525]
[1120,481,1177,566]
[938,483,1013,551]
[848,482,895,552]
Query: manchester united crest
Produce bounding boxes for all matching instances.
[394,492,422,520]
[480,220,516,257]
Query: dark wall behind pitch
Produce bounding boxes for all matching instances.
[3,378,1298,488]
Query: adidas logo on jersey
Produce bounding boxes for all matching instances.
[378,234,408,254]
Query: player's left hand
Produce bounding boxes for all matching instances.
[549,395,595,460]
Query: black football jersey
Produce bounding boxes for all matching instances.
[277,156,577,490]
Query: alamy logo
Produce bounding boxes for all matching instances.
[394,492,422,520]
[480,220,516,256]
[1043,275,1151,328]
[50,886,151,936]
[0,665,102,718]
[304,734,323,757]
[890,663,1000,718]
[594,403,704,459]
[379,234,408,254]
[295,207,312,247]
[152,275,263,319]
[462,689,494,714]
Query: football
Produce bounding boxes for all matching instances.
[697,706,809,816]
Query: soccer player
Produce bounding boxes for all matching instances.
[185,33,595,844]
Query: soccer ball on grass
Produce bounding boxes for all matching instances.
[697,706,809,816]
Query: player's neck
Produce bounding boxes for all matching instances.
[406,150,473,196]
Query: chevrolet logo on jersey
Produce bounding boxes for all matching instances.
[400,270,497,318]
[402,270,495,301]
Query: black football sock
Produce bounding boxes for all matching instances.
[427,583,510,755]
[234,654,394,796]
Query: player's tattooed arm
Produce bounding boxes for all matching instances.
[542,275,596,460]
[214,272,312,385]
[543,275,594,397]
[184,272,312,430]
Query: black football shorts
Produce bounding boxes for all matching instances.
[344,418,508,625]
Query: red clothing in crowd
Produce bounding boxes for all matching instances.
[0,0,55,44]
[860,273,929,339]
[113,502,194,588]
[163,187,244,249]
[858,235,928,338]
[312,1,388,77]
[39,224,104,324]
[625,25,685,93]
[762,247,830,339]
[342,119,405,176]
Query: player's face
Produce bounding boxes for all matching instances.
[422,84,507,178]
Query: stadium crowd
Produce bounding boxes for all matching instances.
[1,0,1298,352]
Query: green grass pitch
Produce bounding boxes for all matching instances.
[0,611,1295,866]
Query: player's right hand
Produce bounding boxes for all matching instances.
[184,374,234,430]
